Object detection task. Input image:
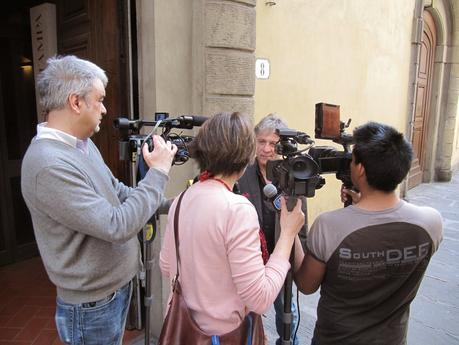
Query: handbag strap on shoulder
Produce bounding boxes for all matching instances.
[173,189,187,281]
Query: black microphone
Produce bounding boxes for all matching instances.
[113,117,142,130]
[113,115,208,131]
[174,115,208,129]
[263,183,282,211]
[296,132,314,145]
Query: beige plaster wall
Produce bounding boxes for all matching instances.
[137,0,197,194]
[136,0,257,335]
[137,0,198,335]
[255,0,416,220]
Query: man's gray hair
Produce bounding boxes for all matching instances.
[37,55,108,114]
[254,113,288,135]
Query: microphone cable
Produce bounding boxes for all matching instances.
[293,287,300,344]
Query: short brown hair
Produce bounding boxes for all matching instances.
[189,112,256,176]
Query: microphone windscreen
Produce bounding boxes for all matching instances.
[191,115,209,126]
[263,183,278,198]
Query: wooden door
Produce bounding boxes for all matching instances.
[57,0,130,182]
[0,4,41,265]
[408,10,436,189]
[0,0,131,266]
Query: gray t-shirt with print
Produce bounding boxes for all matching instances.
[307,200,442,345]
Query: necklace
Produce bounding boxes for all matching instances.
[198,170,232,192]
[211,177,232,192]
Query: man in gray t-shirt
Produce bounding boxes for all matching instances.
[293,122,443,345]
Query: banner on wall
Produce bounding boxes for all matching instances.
[30,3,57,123]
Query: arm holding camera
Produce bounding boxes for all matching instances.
[114,135,177,203]
[292,206,327,296]
[142,135,177,174]
[341,184,361,205]
[272,197,305,260]
[293,229,326,295]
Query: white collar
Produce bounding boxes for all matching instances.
[36,122,89,154]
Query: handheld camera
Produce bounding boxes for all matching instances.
[114,113,207,165]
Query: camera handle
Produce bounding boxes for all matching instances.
[286,196,298,212]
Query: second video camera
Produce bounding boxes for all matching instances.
[266,129,324,198]
[266,103,354,199]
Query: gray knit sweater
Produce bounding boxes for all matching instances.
[21,138,168,304]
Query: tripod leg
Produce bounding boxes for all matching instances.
[275,199,297,344]
[143,217,157,345]
[281,248,295,345]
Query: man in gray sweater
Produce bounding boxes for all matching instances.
[21,55,177,345]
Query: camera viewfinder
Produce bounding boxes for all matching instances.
[315,103,341,139]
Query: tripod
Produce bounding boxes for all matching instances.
[119,136,157,345]
[142,215,156,345]
[278,196,299,345]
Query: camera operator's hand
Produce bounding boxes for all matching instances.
[142,135,177,175]
[341,184,361,204]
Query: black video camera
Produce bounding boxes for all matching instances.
[266,103,354,199]
[266,129,324,198]
[114,113,207,165]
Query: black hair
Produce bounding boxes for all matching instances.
[352,122,413,192]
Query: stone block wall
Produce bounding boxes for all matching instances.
[436,1,459,180]
[193,0,256,117]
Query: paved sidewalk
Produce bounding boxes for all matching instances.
[263,167,459,345]
[403,168,459,345]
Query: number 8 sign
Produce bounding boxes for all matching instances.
[255,58,270,79]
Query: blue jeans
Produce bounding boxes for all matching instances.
[55,281,132,345]
[274,289,300,345]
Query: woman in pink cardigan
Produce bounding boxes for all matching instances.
[159,112,304,337]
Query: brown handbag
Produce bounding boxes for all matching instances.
[157,190,265,345]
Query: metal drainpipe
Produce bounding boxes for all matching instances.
[402,0,424,198]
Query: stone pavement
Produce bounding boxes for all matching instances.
[132,167,459,345]
[263,166,459,345]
